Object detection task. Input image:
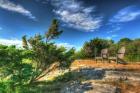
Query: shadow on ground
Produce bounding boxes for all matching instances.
[26,67,105,93]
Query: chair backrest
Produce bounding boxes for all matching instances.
[101,48,108,58]
[117,47,125,59]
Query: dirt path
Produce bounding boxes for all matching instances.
[71,60,140,71]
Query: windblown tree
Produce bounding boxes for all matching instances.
[22,19,75,83]
[0,19,75,91]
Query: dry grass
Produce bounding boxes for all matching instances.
[71,59,140,71]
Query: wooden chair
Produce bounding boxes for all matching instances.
[108,47,126,64]
[95,48,108,62]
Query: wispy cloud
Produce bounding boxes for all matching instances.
[110,5,140,23]
[0,38,22,47]
[0,0,36,20]
[51,0,102,32]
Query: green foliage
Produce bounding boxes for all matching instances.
[59,48,75,69]
[0,46,33,85]
[118,38,132,46]
[74,49,86,59]
[124,39,140,62]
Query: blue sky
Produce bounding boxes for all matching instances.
[0,0,140,50]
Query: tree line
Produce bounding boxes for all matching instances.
[75,38,140,62]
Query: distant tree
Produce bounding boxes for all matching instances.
[82,38,111,58]
[119,38,132,43]
[118,38,132,46]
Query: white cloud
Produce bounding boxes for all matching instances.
[0,38,22,47]
[0,0,36,20]
[110,5,140,22]
[52,0,102,32]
